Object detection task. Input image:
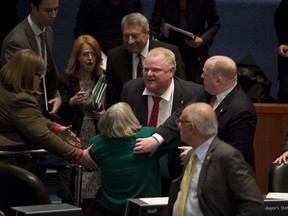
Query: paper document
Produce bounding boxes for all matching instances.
[139,197,169,205]
[163,23,195,40]
[266,193,288,200]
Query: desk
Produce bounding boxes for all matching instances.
[253,103,288,194]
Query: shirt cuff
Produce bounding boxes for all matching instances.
[152,133,164,145]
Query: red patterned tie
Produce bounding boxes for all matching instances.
[209,95,216,108]
[137,54,143,78]
[148,96,161,127]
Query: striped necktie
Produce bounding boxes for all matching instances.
[39,32,46,58]
[148,96,161,127]
[137,54,143,78]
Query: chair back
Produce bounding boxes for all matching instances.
[0,163,51,216]
[268,163,288,192]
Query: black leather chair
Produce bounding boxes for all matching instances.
[0,163,51,216]
[268,163,288,192]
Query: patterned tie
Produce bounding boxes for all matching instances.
[209,95,216,108]
[39,32,46,58]
[137,54,143,78]
[39,32,49,112]
[148,96,161,127]
[177,150,196,216]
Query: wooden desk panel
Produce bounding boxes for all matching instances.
[253,103,288,194]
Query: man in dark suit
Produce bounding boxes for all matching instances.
[134,55,257,170]
[167,102,264,216]
[121,47,201,195]
[150,0,220,83]
[106,12,186,108]
[1,0,61,117]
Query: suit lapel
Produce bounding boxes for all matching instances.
[172,78,185,112]
[214,84,241,117]
[136,81,149,125]
[125,50,133,81]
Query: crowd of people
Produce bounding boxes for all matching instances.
[0,0,287,216]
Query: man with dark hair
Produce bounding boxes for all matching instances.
[1,0,61,117]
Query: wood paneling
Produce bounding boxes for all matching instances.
[253,103,288,194]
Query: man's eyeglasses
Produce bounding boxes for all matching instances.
[80,52,96,58]
[176,118,192,126]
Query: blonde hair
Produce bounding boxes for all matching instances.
[64,34,103,80]
[0,49,43,94]
[98,102,141,138]
[146,47,176,70]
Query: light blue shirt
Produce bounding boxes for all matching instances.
[173,136,215,216]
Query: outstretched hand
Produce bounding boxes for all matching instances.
[58,125,81,147]
[179,146,193,161]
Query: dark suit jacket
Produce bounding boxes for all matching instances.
[156,84,257,169]
[106,39,186,108]
[57,75,85,135]
[121,76,201,179]
[121,77,200,125]
[1,17,59,101]
[150,0,220,57]
[167,136,264,216]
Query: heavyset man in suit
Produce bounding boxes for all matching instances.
[134,55,257,171]
[105,12,186,108]
[167,102,264,216]
[1,0,61,116]
[121,47,201,195]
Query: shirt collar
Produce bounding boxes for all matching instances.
[195,135,215,162]
[133,39,150,59]
[216,83,237,104]
[28,14,46,36]
[142,78,174,102]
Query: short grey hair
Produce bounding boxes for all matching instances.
[121,12,149,33]
[186,102,218,136]
[97,102,141,138]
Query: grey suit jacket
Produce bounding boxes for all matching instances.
[106,39,186,108]
[1,17,59,101]
[167,136,264,216]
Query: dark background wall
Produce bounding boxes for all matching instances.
[17,0,281,98]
